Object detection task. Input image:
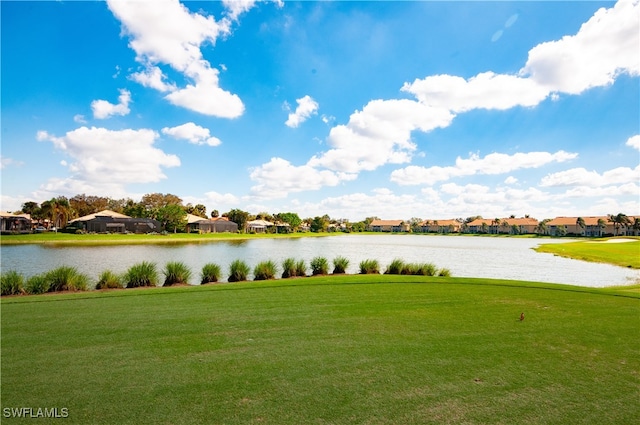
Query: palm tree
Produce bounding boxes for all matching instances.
[536,219,550,235]
[633,218,640,236]
[576,217,585,235]
[492,218,500,234]
[501,220,510,234]
[597,218,607,237]
[608,213,630,236]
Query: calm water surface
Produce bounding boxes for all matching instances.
[1,235,637,287]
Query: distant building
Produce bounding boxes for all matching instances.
[420,219,462,233]
[466,217,539,234]
[368,219,409,232]
[66,210,161,233]
[186,214,238,233]
[0,211,32,233]
[545,216,616,236]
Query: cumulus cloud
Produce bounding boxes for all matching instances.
[403,0,639,112]
[249,157,356,199]
[91,89,131,119]
[285,95,319,128]
[107,0,244,117]
[626,134,640,150]
[391,151,577,186]
[161,122,222,146]
[36,126,180,194]
[308,99,453,173]
[73,114,87,124]
[0,156,23,170]
[540,165,640,187]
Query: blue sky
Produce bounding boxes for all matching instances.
[1,0,639,221]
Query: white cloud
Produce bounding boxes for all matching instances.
[521,0,639,95]
[73,114,87,124]
[91,89,131,119]
[391,150,577,186]
[161,122,222,146]
[223,0,256,21]
[540,165,640,187]
[402,72,549,113]
[504,176,518,185]
[626,134,640,150]
[130,66,176,92]
[308,99,453,173]
[285,95,319,128]
[36,126,180,193]
[107,0,244,118]
[0,156,23,169]
[249,157,356,199]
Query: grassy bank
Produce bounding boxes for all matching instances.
[2,276,639,424]
[535,238,640,269]
[0,231,346,246]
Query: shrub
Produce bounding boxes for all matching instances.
[438,268,452,277]
[281,258,297,278]
[124,262,159,288]
[25,274,49,295]
[385,259,405,275]
[310,257,329,275]
[96,270,123,289]
[163,261,192,286]
[45,266,89,292]
[295,260,307,277]
[332,256,350,274]
[1,270,24,296]
[397,262,438,276]
[228,260,250,282]
[201,263,222,284]
[359,259,380,274]
[254,260,277,281]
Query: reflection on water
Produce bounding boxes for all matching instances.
[1,235,637,287]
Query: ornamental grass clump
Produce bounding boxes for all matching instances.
[254,260,278,281]
[438,268,452,277]
[332,256,350,274]
[281,258,297,278]
[124,262,159,288]
[359,259,380,274]
[163,261,192,286]
[295,260,307,277]
[1,270,25,296]
[201,263,222,284]
[228,260,250,282]
[310,257,329,275]
[45,266,89,292]
[385,259,405,275]
[95,270,123,289]
[25,275,49,295]
[403,262,437,276]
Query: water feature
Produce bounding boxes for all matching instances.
[1,235,637,287]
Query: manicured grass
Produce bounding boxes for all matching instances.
[0,231,345,246]
[536,238,640,269]
[1,276,638,424]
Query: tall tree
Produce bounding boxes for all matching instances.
[597,218,607,237]
[576,217,586,235]
[41,197,71,228]
[156,204,187,233]
[608,213,630,236]
[21,201,40,216]
[225,209,249,232]
[276,212,302,230]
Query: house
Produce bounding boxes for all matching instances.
[186,214,238,233]
[545,216,615,236]
[247,219,274,233]
[0,211,32,233]
[66,210,161,233]
[420,219,461,233]
[368,219,409,232]
[466,217,539,234]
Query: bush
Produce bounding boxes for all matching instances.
[228,260,250,282]
[96,270,123,289]
[310,257,329,275]
[163,261,192,286]
[281,258,297,278]
[1,270,24,296]
[401,262,437,276]
[45,266,89,292]
[332,256,350,274]
[295,260,307,277]
[201,263,222,284]
[25,274,49,295]
[124,262,159,288]
[438,268,452,277]
[254,260,277,281]
[385,258,405,275]
[359,259,380,274]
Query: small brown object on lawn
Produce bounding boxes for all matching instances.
[520,312,525,321]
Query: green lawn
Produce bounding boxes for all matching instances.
[535,238,640,269]
[2,276,639,424]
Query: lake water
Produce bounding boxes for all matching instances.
[0,235,638,287]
